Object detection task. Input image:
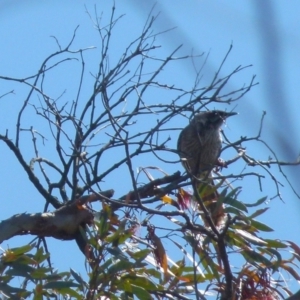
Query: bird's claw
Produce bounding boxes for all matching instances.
[215,158,227,171]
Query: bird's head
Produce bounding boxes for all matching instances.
[193,110,237,132]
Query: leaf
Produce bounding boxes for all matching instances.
[248,207,270,218]
[127,249,151,261]
[242,250,273,268]
[179,272,215,284]
[168,259,185,288]
[244,196,268,207]
[226,230,250,248]
[106,247,127,259]
[145,268,161,279]
[34,283,43,300]
[219,187,229,198]
[197,182,218,199]
[197,247,220,281]
[44,272,67,281]
[224,206,246,217]
[122,274,157,290]
[235,229,267,246]
[107,292,122,300]
[171,239,205,277]
[5,262,35,277]
[31,267,54,280]
[108,260,133,274]
[239,267,261,283]
[250,219,273,232]
[287,240,300,257]
[131,284,152,300]
[258,247,282,269]
[280,263,300,281]
[105,221,133,246]
[100,258,113,270]
[264,239,287,249]
[43,281,80,289]
[57,287,82,298]
[70,268,87,287]
[218,187,247,212]
[0,282,28,295]
[223,197,247,212]
[151,233,169,281]
[161,195,173,204]
[33,247,50,264]
[223,187,241,200]
[97,206,111,238]
[177,188,192,209]
[2,251,34,264]
[5,244,35,256]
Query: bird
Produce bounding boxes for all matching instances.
[177,110,237,227]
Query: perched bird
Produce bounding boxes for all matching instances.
[177,110,237,226]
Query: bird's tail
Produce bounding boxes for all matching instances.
[194,173,226,228]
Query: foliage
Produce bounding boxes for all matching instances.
[0,5,299,300]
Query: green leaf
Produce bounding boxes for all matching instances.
[70,268,87,287]
[0,282,28,295]
[242,250,273,267]
[31,267,54,280]
[56,287,82,298]
[127,249,151,261]
[248,207,269,218]
[223,187,241,199]
[264,239,287,249]
[107,292,121,300]
[224,206,246,216]
[43,281,80,289]
[251,219,273,232]
[244,196,267,207]
[177,272,213,284]
[169,261,185,284]
[145,268,161,280]
[235,229,267,246]
[131,285,152,300]
[33,247,50,264]
[6,244,35,256]
[223,197,247,212]
[33,292,43,300]
[108,260,133,274]
[218,187,229,198]
[5,262,34,277]
[105,225,133,245]
[123,275,157,290]
[226,230,249,248]
[218,187,247,212]
[101,258,113,270]
[106,247,127,259]
[257,247,282,269]
[42,272,65,281]
[198,248,220,281]
[97,208,111,238]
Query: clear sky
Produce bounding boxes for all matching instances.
[0,0,300,295]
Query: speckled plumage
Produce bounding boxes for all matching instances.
[177,110,236,226]
[177,110,235,176]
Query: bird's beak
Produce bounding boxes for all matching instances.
[224,111,238,118]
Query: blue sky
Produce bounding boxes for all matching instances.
[0,0,300,295]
